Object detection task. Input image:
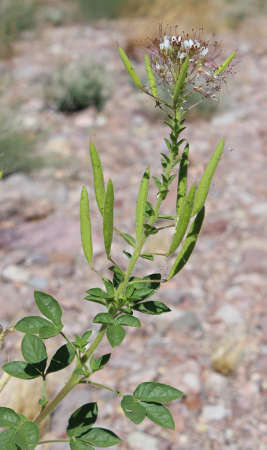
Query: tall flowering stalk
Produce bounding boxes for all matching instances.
[0,29,235,449]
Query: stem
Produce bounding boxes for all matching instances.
[34,325,107,425]
[80,380,123,397]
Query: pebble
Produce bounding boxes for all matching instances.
[183,373,201,394]
[2,265,30,283]
[202,402,231,421]
[172,311,203,332]
[127,431,159,450]
[215,303,244,325]
[28,276,48,290]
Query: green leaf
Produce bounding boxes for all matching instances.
[141,402,175,429]
[176,144,189,214]
[2,361,45,379]
[173,56,189,107]
[93,313,114,325]
[0,429,17,450]
[80,186,93,266]
[192,138,224,216]
[119,232,136,248]
[116,315,141,327]
[134,382,184,403]
[0,408,20,428]
[38,324,61,339]
[21,334,47,364]
[103,179,114,258]
[90,141,105,215]
[67,403,98,438]
[121,395,146,424]
[133,301,170,315]
[214,50,236,76]
[15,421,40,450]
[90,353,111,372]
[70,439,94,450]
[15,316,54,335]
[119,47,143,89]
[144,54,157,98]
[167,206,205,280]
[109,265,124,288]
[136,168,150,242]
[34,291,63,327]
[140,253,154,261]
[46,343,76,374]
[86,287,111,298]
[106,324,125,348]
[169,184,196,255]
[103,279,114,297]
[80,427,121,447]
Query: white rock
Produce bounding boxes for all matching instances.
[183,373,201,393]
[215,303,243,325]
[202,402,230,421]
[2,265,30,283]
[127,432,159,450]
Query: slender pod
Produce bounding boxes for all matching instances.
[103,179,114,258]
[176,144,189,214]
[136,169,150,242]
[169,184,196,255]
[214,50,236,76]
[192,138,224,216]
[119,47,143,90]
[90,141,105,215]
[80,187,93,266]
[173,57,189,107]
[144,54,157,98]
[168,206,205,280]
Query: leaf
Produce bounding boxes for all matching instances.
[15,421,40,450]
[192,138,224,216]
[0,408,20,428]
[15,316,54,336]
[67,403,98,438]
[119,232,136,248]
[173,56,189,107]
[134,382,184,403]
[106,324,125,348]
[140,253,154,261]
[176,143,189,214]
[169,184,196,255]
[0,429,17,450]
[116,315,141,327]
[86,288,110,298]
[144,54,157,98]
[119,47,143,89]
[121,395,146,424]
[21,334,47,364]
[34,291,63,327]
[46,343,76,374]
[38,324,61,339]
[80,427,121,447]
[136,168,150,242]
[90,354,111,372]
[2,361,45,379]
[103,179,114,258]
[80,186,93,266]
[93,313,114,325]
[167,206,205,280]
[133,301,171,315]
[103,279,114,297]
[214,50,236,76]
[70,439,94,450]
[141,402,175,429]
[90,141,105,215]
[109,265,124,288]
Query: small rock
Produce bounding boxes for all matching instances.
[183,373,201,393]
[2,265,30,283]
[28,276,48,290]
[127,431,159,450]
[215,304,243,325]
[202,402,231,421]
[204,371,228,394]
[172,311,203,332]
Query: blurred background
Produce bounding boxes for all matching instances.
[0,1,267,449]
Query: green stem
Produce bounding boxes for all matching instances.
[80,380,123,397]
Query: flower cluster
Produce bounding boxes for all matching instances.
[149,29,232,101]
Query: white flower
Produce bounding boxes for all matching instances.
[156,62,161,70]
[194,40,200,48]
[178,52,187,59]
[200,47,209,56]
[182,40,190,49]
[178,35,182,42]
[171,36,177,43]
[188,39,194,48]
[160,35,170,52]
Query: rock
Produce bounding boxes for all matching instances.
[202,402,231,421]
[2,265,30,283]
[204,371,228,395]
[183,373,201,394]
[172,311,203,332]
[28,276,48,290]
[215,304,244,325]
[127,431,159,450]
